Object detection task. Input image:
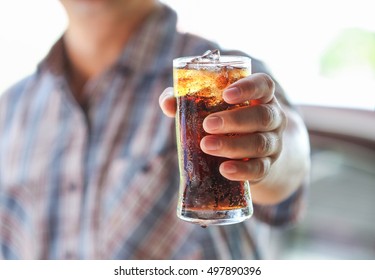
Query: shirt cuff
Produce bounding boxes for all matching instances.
[252,181,308,227]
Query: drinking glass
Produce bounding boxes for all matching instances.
[173,51,253,227]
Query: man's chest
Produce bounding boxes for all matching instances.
[0,82,182,259]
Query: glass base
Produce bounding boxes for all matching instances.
[177,207,253,227]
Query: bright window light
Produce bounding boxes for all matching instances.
[0,0,374,110]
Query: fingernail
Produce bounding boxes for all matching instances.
[160,88,173,103]
[163,88,174,99]
[203,116,223,131]
[223,87,241,103]
[202,137,221,151]
[223,163,238,174]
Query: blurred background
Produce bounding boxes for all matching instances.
[0,0,374,259]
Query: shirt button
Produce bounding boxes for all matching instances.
[69,184,77,192]
[141,163,151,173]
[65,252,76,259]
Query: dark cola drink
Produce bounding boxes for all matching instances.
[173,51,253,226]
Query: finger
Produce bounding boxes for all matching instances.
[159,87,176,118]
[223,73,275,104]
[219,158,272,182]
[203,98,284,134]
[200,132,282,160]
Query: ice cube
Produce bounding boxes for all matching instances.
[190,49,220,63]
[201,49,220,62]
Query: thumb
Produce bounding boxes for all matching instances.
[159,87,176,118]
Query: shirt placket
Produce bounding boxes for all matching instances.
[78,76,110,259]
[56,82,89,259]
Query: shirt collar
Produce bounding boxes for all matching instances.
[37,37,67,78]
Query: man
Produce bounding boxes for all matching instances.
[0,0,310,259]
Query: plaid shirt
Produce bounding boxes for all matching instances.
[0,4,304,259]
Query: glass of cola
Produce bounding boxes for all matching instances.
[173,50,254,227]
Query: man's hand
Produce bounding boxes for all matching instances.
[159,73,286,184]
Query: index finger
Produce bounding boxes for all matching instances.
[223,73,275,104]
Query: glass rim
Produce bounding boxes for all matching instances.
[173,55,251,67]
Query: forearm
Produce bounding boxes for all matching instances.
[251,106,311,205]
